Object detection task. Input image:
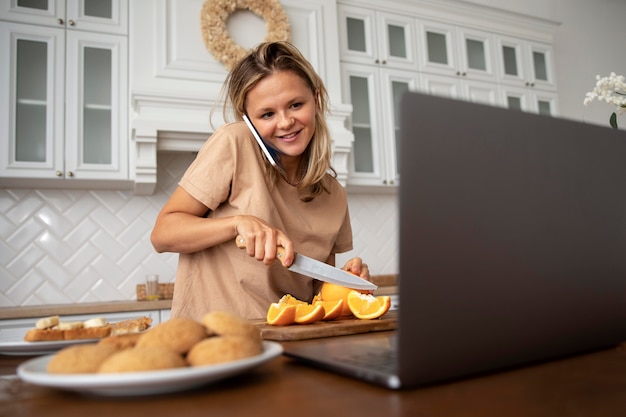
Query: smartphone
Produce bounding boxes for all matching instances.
[242,114,285,174]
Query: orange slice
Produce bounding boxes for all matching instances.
[315,299,344,321]
[266,303,297,326]
[346,290,391,320]
[294,303,325,324]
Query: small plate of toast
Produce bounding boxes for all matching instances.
[0,316,152,356]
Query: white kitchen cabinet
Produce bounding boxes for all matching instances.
[338,4,417,71]
[339,0,560,188]
[342,63,420,187]
[495,35,558,116]
[339,4,419,187]
[0,0,128,183]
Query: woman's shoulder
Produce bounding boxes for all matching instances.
[321,173,347,197]
[200,121,255,151]
[211,121,251,142]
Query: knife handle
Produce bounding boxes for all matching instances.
[235,235,289,267]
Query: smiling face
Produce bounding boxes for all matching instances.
[244,70,317,174]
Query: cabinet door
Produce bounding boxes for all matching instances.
[0,22,65,178]
[456,26,496,81]
[66,0,128,35]
[0,0,66,27]
[343,64,384,184]
[375,11,417,70]
[418,20,457,76]
[379,69,419,186]
[338,5,378,65]
[343,63,417,186]
[65,30,128,179]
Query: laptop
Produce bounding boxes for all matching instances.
[282,92,626,389]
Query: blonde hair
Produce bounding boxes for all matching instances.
[219,41,335,201]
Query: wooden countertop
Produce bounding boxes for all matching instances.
[0,300,172,320]
[2,335,626,416]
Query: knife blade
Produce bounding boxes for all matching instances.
[235,236,377,291]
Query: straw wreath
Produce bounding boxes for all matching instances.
[201,0,291,70]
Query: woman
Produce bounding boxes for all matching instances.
[151,41,369,320]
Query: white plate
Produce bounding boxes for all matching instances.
[17,341,282,396]
[0,339,99,356]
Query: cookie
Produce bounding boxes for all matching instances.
[98,346,186,373]
[135,317,207,354]
[201,311,261,341]
[47,344,119,374]
[187,336,262,366]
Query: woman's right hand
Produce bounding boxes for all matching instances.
[151,187,293,264]
[235,217,294,267]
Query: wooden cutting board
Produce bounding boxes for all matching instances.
[252,310,397,341]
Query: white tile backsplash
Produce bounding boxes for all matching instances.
[0,152,398,307]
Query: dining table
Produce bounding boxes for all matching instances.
[3,331,626,417]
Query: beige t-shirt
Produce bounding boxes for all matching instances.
[170,122,353,320]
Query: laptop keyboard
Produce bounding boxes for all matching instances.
[333,349,397,374]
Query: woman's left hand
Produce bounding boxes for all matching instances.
[341,257,371,281]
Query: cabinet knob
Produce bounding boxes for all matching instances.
[67,171,74,177]
[68,20,75,26]
[382,60,387,65]
[57,18,64,25]
[55,171,63,177]
[462,72,467,76]
[375,59,380,64]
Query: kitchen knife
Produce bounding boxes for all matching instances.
[235,236,377,291]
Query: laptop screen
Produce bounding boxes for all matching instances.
[398,92,626,385]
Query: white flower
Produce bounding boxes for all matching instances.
[583,72,626,115]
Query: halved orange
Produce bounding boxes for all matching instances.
[315,299,344,321]
[346,290,391,320]
[294,303,325,324]
[320,282,370,316]
[266,303,297,326]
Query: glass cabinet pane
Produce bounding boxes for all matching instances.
[466,39,486,71]
[387,24,406,58]
[350,76,374,173]
[15,39,47,162]
[346,17,366,53]
[17,0,48,10]
[426,31,447,64]
[533,51,548,81]
[507,96,522,111]
[537,100,551,116]
[391,81,409,176]
[502,45,518,76]
[84,0,112,19]
[82,47,112,164]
